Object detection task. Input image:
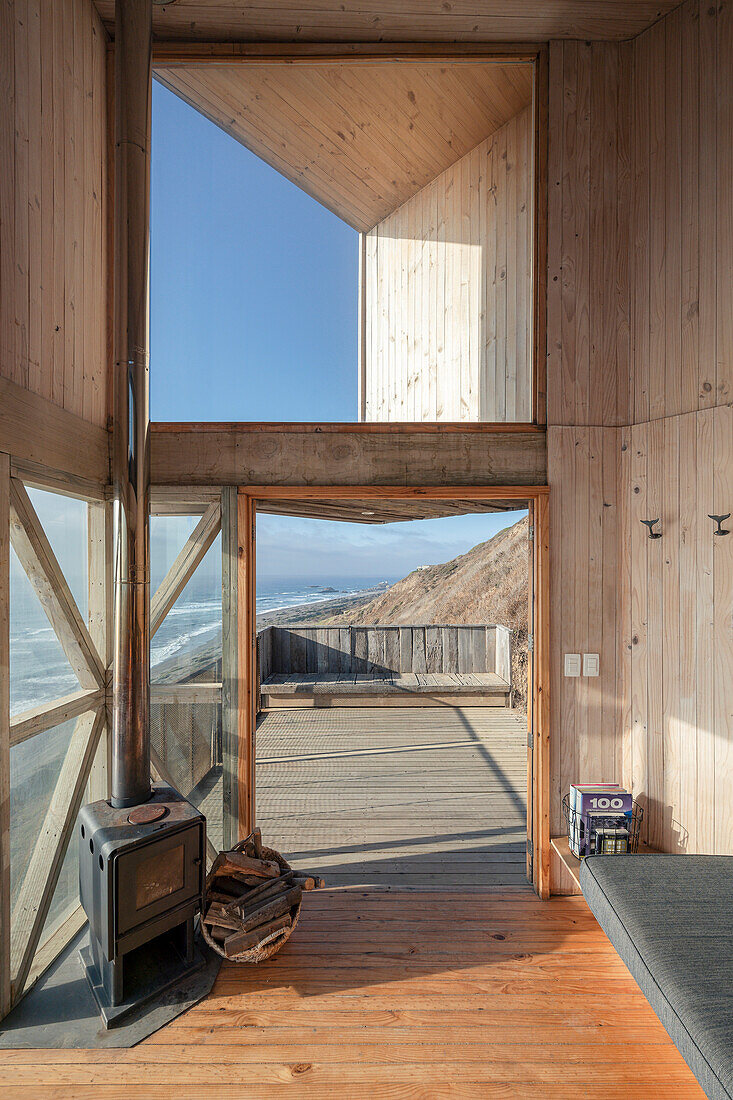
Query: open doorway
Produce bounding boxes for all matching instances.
[235,487,549,892]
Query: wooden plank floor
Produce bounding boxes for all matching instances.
[255,706,529,887]
[0,891,704,1097]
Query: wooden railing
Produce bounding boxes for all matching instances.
[258,624,512,686]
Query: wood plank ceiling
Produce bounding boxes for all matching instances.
[255,498,527,522]
[94,2,681,43]
[154,61,533,229]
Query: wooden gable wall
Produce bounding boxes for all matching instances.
[362,104,534,423]
[548,0,733,874]
[1,0,110,441]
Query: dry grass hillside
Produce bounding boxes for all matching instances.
[319,515,530,710]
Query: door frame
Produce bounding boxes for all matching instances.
[236,484,551,898]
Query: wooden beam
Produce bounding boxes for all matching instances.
[0,454,10,1019]
[526,507,535,881]
[534,493,551,899]
[532,45,549,426]
[10,459,107,503]
[9,479,106,690]
[87,501,113,804]
[221,486,239,849]
[11,708,105,1003]
[357,233,367,422]
[0,377,109,486]
[150,683,222,704]
[246,485,547,501]
[153,420,543,433]
[237,493,256,839]
[10,689,105,748]
[151,485,222,515]
[254,497,523,523]
[150,501,221,638]
[151,425,547,488]
[151,43,543,66]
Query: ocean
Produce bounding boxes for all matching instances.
[10,574,392,716]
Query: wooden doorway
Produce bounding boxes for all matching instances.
[235,485,550,897]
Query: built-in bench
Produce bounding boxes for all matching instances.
[580,855,733,1100]
[260,671,511,708]
[258,625,512,708]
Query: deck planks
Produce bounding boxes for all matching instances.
[255,706,528,888]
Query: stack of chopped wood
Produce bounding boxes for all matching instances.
[202,829,325,959]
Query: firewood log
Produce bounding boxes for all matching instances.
[208,889,239,905]
[209,850,278,880]
[208,925,231,943]
[202,904,245,932]
[238,886,302,933]
[291,873,326,891]
[211,874,262,895]
[219,851,280,879]
[223,913,292,958]
[236,878,300,921]
[222,870,295,914]
[231,830,255,855]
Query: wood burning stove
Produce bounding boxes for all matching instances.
[77,0,212,1030]
[79,783,205,1026]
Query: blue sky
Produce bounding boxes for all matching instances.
[151,81,358,422]
[255,511,528,584]
[150,82,524,583]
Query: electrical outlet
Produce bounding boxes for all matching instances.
[564,653,581,677]
[583,653,600,677]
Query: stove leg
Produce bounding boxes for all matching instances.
[183,915,195,965]
[91,933,124,1006]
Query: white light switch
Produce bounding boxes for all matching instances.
[584,653,600,677]
[564,653,581,677]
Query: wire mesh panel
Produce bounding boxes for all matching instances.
[151,701,222,799]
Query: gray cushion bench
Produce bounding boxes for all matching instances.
[580,854,733,1100]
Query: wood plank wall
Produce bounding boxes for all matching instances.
[547,426,620,836]
[629,0,732,422]
[0,0,109,431]
[619,406,733,853]
[547,0,733,861]
[548,3,731,426]
[363,106,533,422]
[546,40,632,428]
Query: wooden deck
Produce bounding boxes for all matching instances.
[253,705,528,888]
[0,890,703,1096]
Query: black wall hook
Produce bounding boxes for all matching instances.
[709,513,731,536]
[641,519,662,539]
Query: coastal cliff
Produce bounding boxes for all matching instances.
[315,516,529,709]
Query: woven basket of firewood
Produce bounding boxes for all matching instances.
[200,829,324,963]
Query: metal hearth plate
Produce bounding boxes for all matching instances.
[80,935,207,1028]
[0,927,221,1049]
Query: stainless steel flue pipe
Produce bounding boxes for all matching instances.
[111,0,153,808]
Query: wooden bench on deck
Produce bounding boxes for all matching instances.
[257,625,513,708]
[260,670,511,708]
